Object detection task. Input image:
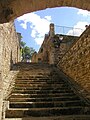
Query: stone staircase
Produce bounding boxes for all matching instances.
[4,62,90,120]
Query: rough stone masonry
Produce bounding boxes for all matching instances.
[0,0,90,23]
[58,25,90,100]
[0,21,20,120]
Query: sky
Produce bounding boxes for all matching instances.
[14,7,90,52]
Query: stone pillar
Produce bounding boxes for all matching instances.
[0,24,3,119]
[0,72,3,120]
[49,23,55,37]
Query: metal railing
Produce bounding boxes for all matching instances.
[55,25,84,36]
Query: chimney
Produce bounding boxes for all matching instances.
[49,23,55,37]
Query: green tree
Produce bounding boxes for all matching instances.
[20,40,35,61]
[24,46,31,60]
[20,41,26,48]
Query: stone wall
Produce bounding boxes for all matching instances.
[0,21,20,80]
[0,21,20,119]
[33,24,90,101]
[32,35,77,64]
[32,34,56,64]
[0,0,90,23]
[31,52,38,63]
[58,25,90,99]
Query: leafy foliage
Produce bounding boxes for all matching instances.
[20,41,26,48]
[20,41,36,61]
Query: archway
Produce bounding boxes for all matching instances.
[0,0,90,23]
[0,1,90,119]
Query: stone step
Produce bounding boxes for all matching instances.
[16,78,51,81]
[16,75,50,78]
[14,63,51,69]
[14,83,68,87]
[16,79,49,81]
[17,70,50,73]
[14,87,71,91]
[15,80,65,84]
[12,89,74,94]
[4,115,90,120]
[9,96,81,102]
[5,107,89,118]
[16,76,50,79]
[16,68,51,71]
[15,82,67,85]
[6,63,90,119]
[16,64,51,67]
[20,67,50,70]
[9,100,85,108]
[10,93,76,98]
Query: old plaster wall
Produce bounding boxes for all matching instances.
[58,26,90,99]
[0,21,20,119]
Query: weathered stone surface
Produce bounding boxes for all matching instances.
[0,72,3,120]
[58,25,90,98]
[0,21,20,81]
[0,0,90,118]
[33,24,90,104]
[0,0,90,23]
[32,24,78,65]
[4,63,90,119]
[0,21,20,120]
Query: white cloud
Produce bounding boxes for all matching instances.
[67,21,89,36]
[77,9,90,17]
[44,16,52,21]
[34,37,44,45]
[31,30,37,38]
[17,13,52,45]
[20,22,27,29]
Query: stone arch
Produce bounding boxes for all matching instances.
[0,0,90,23]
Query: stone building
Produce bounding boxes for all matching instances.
[32,23,90,105]
[32,23,79,65]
